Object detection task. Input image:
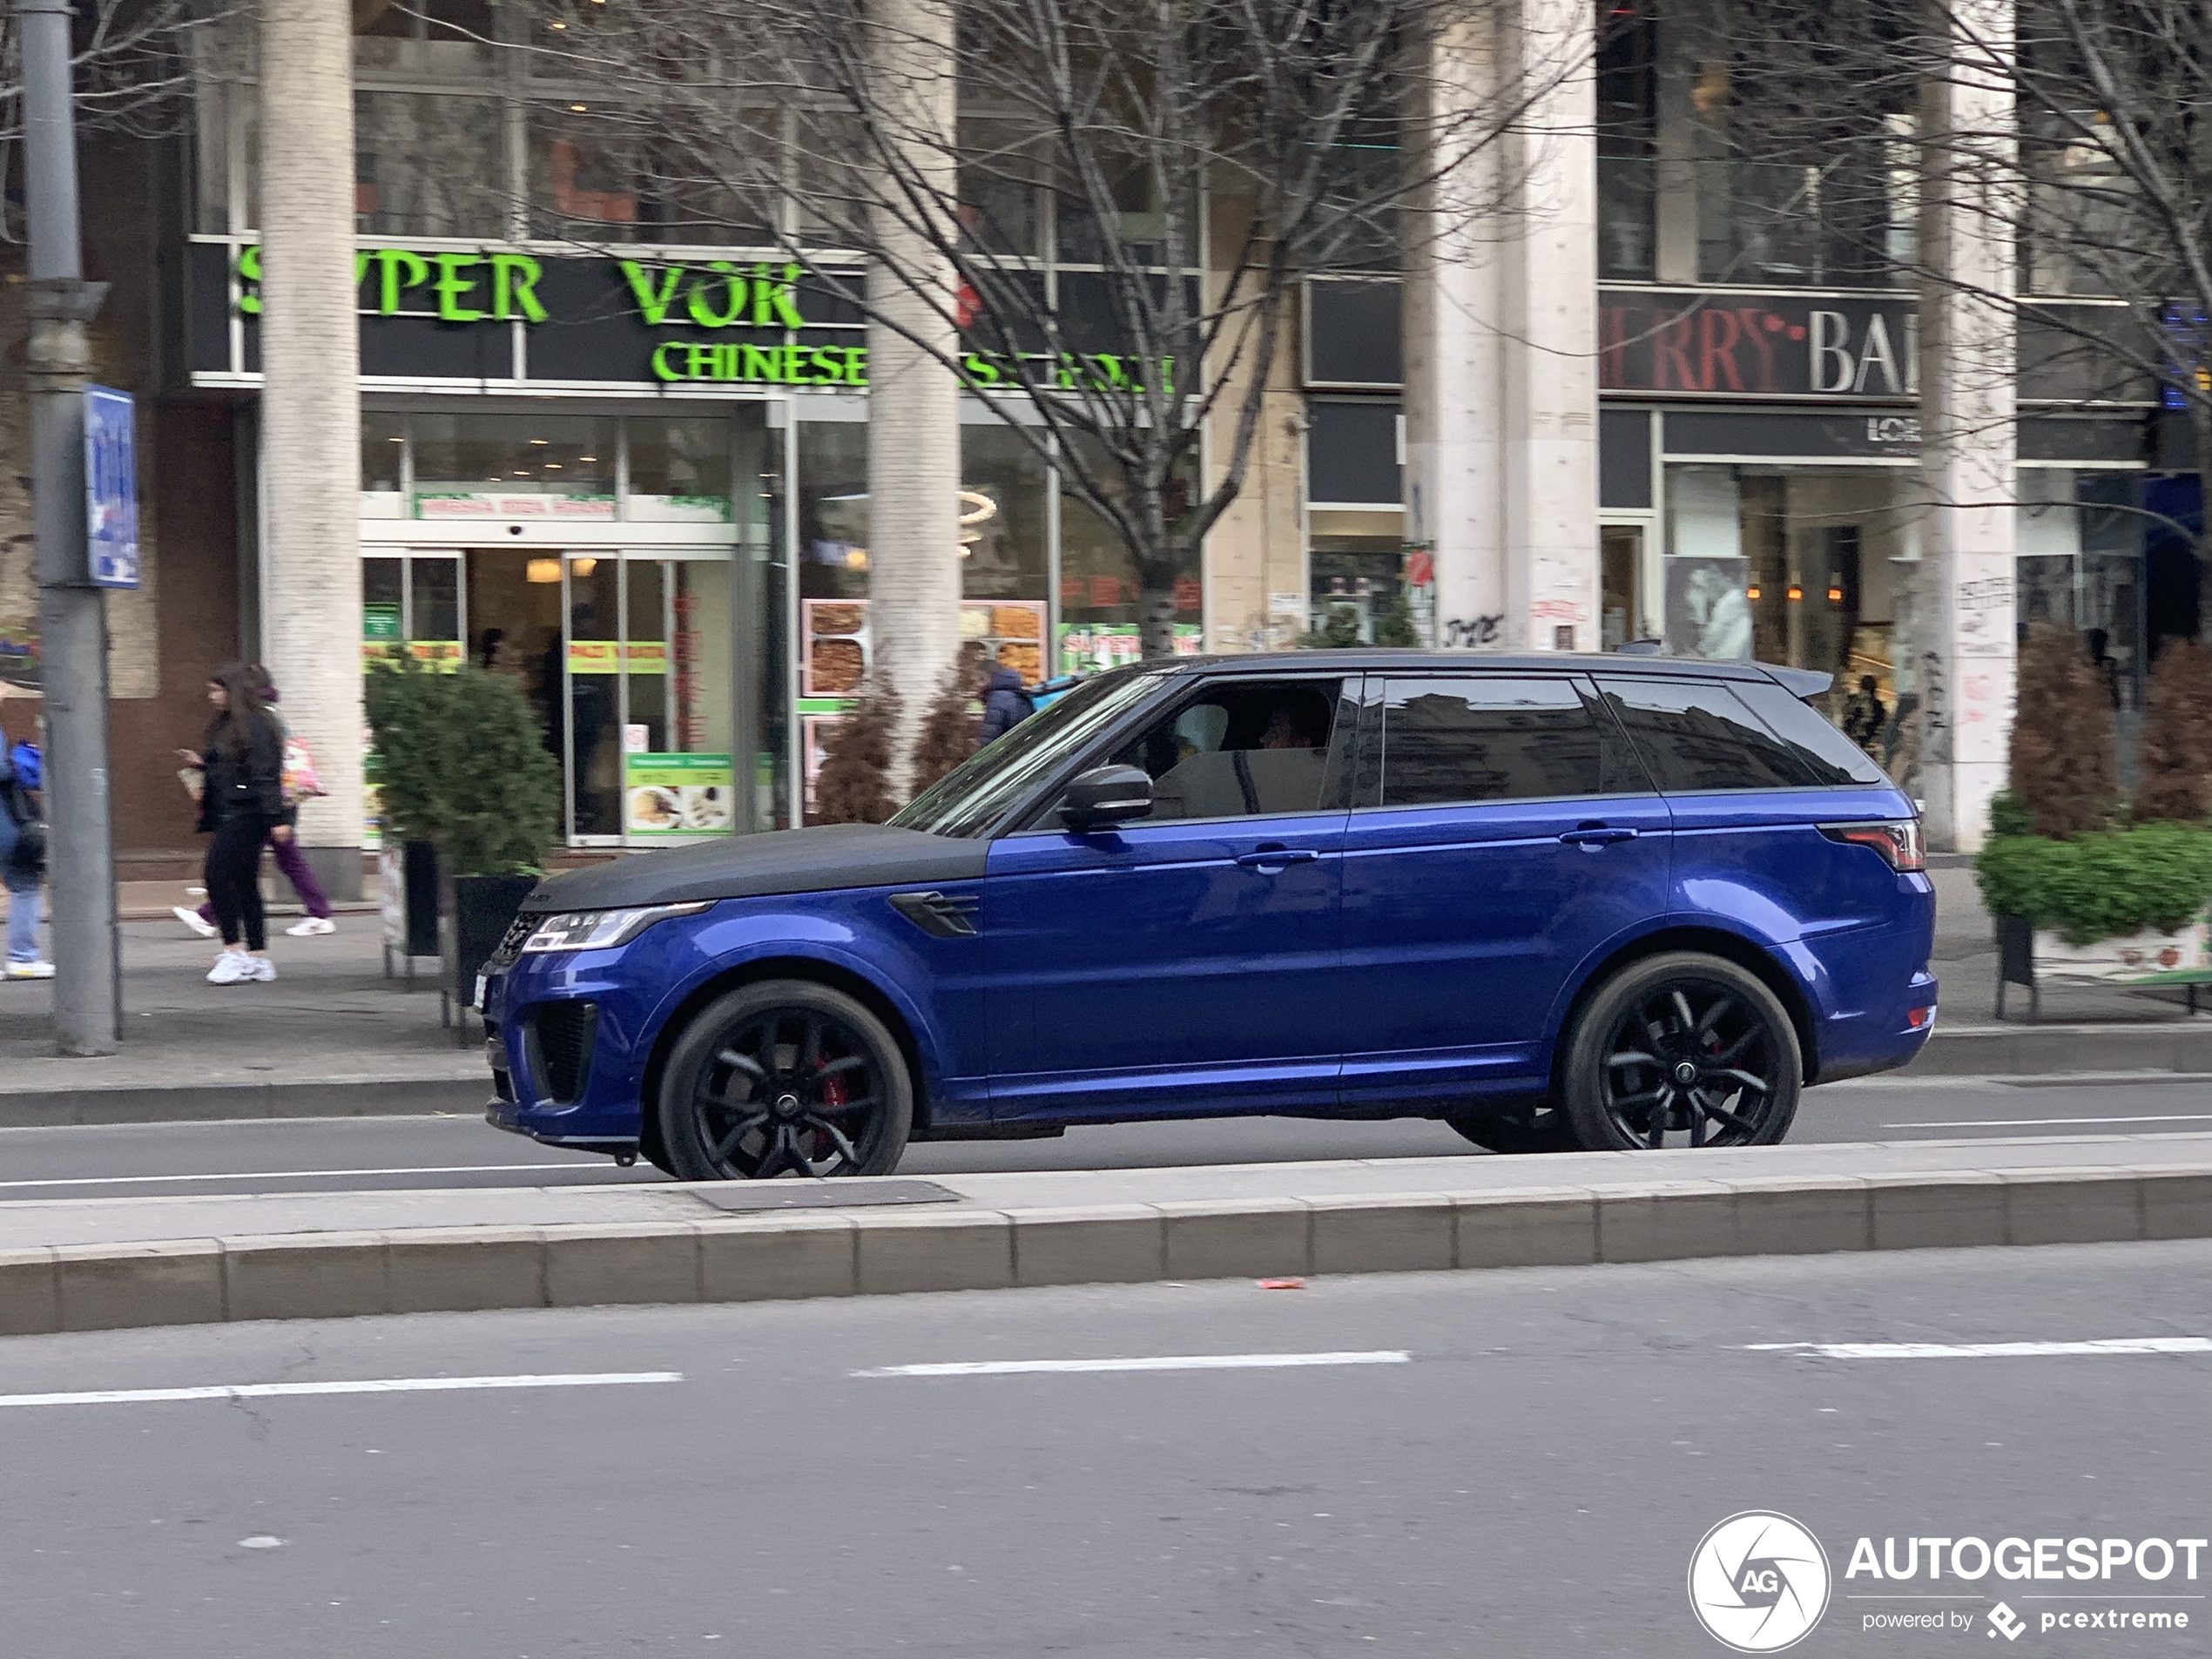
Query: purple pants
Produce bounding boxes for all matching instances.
[197,827,330,924]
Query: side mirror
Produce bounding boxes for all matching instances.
[1059,764,1153,833]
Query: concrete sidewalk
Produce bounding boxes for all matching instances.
[6,880,2212,1128]
[2,1132,2206,1335]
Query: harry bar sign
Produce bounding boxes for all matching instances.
[192,240,1169,394]
[1599,287,1917,401]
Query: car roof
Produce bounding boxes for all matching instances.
[1135,651,1830,698]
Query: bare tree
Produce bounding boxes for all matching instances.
[520,0,1573,671]
[0,0,217,178]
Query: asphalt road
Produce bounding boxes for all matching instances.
[0,1240,2202,1658]
[0,1073,2208,1197]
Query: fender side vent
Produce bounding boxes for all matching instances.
[890,891,981,939]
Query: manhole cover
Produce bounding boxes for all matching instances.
[685,1177,962,1214]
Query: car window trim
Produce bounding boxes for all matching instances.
[1000,669,1359,837]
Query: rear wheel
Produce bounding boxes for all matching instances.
[1561,953,1801,1151]
[1445,1101,1579,1154]
[657,981,914,1180]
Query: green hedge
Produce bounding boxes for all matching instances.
[1975,818,2212,946]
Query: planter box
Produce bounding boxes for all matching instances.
[442,873,538,1032]
[378,840,440,967]
[1997,911,2212,1022]
[2032,918,2212,984]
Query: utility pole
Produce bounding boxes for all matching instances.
[21,0,120,1054]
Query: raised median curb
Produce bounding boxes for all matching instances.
[0,1071,489,1129]
[2,1159,2206,1337]
[6,1021,2212,1130]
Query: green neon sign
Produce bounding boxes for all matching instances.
[228,246,1171,395]
[236,245,550,323]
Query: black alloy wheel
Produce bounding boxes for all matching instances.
[658,981,913,1180]
[1561,953,1801,1152]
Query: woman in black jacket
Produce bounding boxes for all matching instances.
[178,661,287,984]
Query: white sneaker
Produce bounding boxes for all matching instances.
[4,960,55,980]
[206,949,250,985]
[173,905,218,940]
[246,954,277,982]
[285,916,336,937]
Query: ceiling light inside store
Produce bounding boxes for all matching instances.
[544,462,562,469]
[530,438,550,446]
[526,558,562,584]
[578,455,597,462]
[570,104,588,112]
[573,558,597,577]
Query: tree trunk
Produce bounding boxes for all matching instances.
[260,0,364,894]
[865,0,962,798]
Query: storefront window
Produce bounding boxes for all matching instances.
[2020,469,2146,774]
[1058,435,1202,672]
[356,91,508,239]
[628,416,734,523]
[408,413,617,519]
[959,425,1049,603]
[957,423,1050,684]
[1664,464,1915,726]
[361,413,406,519]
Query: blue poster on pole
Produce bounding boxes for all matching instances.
[84,384,139,590]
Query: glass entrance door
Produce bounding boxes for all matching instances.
[558,551,738,845]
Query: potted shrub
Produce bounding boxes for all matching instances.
[366,655,562,1023]
[1976,626,2212,1010]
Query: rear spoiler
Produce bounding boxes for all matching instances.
[1763,665,1833,700]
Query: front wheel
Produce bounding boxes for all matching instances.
[658,981,914,1180]
[1560,953,1801,1151]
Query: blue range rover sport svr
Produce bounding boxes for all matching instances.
[482,652,1936,1177]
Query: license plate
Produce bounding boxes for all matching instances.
[473,973,488,1010]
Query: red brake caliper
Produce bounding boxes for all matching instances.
[814,1066,849,1156]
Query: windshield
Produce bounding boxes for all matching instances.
[891,669,1164,838]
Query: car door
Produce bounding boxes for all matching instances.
[985,673,1357,1121]
[1339,671,1674,1107]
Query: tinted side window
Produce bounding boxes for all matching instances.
[1378,677,1648,806]
[1596,678,1818,792]
[1105,678,1349,821]
[1733,681,1889,786]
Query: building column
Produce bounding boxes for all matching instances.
[1404,0,1599,652]
[1916,0,2016,853]
[259,0,363,897]
[865,0,962,797]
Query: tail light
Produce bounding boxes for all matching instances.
[1820,819,1925,873]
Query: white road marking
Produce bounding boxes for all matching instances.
[1745,1339,2212,1359]
[853,1350,1412,1378]
[1881,1114,2212,1130]
[0,1372,684,1408]
[0,1163,603,1190]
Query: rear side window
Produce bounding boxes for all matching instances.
[1733,681,1889,786]
[1595,678,1817,792]
[1376,677,1650,806]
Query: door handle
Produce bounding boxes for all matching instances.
[1236,845,1319,869]
[1559,826,1639,848]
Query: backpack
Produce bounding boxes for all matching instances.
[281,735,327,808]
[0,749,44,878]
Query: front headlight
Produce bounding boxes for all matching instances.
[520,901,711,954]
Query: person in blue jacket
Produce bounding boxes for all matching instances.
[977,664,1035,745]
[0,687,48,980]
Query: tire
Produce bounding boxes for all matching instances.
[1560,952,1802,1152]
[658,981,914,1180]
[1445,1101,1580,1154]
